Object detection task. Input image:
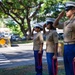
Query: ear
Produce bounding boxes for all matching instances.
[72,9,75,14]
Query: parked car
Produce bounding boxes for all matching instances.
[58,33,64,40]
[11,35,21,41]
[0,33,4,38]
[21,36,26,41]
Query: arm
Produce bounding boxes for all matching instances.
[54,43,58,56]
[43,24,46,34]
[38,43,43,53]
[38,34,44,53]
[52,32,58,59]
[53,43,58,59]
[53,11,65,28]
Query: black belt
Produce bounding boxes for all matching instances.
[64,41,75,45]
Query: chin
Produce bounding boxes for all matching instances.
[66,14,71,18]
[47,28,49,29]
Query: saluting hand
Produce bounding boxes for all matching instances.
[43,24,46,28]
[58,10,65,19]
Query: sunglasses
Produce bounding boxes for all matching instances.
[34,26,43,30]
[46,21,53,25]
[65,6,74,11]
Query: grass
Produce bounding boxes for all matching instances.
[12,40,33,44]
[0,62,65,75]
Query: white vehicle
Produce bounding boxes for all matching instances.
[0,28,12,47]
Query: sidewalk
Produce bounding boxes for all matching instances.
[0,43,63,68]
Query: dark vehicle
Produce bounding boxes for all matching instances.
[21,36,26,41]
[11,35,21,41]
[58,33,64,40]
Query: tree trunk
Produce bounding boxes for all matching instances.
[27,18,31,36]
[19,24,27,36]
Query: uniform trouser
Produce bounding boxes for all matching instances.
[34,50,43,75]
[46,53,54,75]
[64,44,75,75]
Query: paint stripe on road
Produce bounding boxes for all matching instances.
[0,53,12,65]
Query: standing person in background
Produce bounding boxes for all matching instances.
[32,23,44,75]
[53,1,75,75]
[43,18,58,75]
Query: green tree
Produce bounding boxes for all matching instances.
[32,0,69,22]
[0,0,70,37]
[0,0,43,36]
[37,0,69,22]
[5,20,21,35]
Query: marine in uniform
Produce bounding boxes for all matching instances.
[43,18,58,75]
[53,1,75,75]
[32,23,43,75]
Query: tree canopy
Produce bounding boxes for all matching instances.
[0,0,70,36]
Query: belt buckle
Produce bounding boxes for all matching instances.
[64,43,68,45]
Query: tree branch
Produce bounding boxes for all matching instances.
[8,13,21,25]
[10,10,22,20]
[0,2,21,25]
[29,2,42,18]
[0,2,9,14]
[19,0,28,9]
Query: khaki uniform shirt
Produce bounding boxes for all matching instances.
[57,16,75,42]
[33,32,43,50]
[46,30,58,53]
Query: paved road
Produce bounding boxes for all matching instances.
[0,43,63,68]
